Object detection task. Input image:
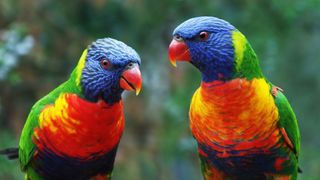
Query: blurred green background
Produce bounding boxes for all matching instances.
[0,0,319,179]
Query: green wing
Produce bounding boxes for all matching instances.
[19,89,61,170]
[19,102,42,170]
[18,74,82,171]
[273,87,300,157]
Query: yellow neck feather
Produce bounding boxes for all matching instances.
[76,49,88,86]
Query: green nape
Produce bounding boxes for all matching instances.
[232,31,264,80]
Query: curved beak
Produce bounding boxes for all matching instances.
[168,39,191,67]
[120,63,142,95]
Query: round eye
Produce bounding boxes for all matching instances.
[101,59,110,69]
[174,34,183,42]
[199,31,209,41]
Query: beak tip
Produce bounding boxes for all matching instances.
[170,59,177,68]
[135,88,141,96]
[120,64,142,95]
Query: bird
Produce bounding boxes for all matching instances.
[1,38,142,180]
[168,16,300,180]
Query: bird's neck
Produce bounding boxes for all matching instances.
[192,31,264,82]
[198,63,233,82]
[197,43,264,83]
[101,91,123,105]
[232,31,264,80]
[69,63,123,105]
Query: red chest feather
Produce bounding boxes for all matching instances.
[190,78,282,157]
[34,94,124,159]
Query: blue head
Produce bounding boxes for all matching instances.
[78,38,142,104]
[169,16,237,82]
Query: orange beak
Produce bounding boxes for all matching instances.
[168,39,191,67]
[120,64,142,95]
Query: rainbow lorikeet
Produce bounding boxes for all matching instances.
[168,16,300,179]
[11,38,142,179]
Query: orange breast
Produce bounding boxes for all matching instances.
[190,78,281,157]
[34,94,124,159]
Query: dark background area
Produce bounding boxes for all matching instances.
[0,0,319,179]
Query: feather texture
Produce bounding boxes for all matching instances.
[18,38,141,179]
[169,16,300,179]
[190,78,298,178]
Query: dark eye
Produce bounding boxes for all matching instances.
[101,59,110,69]
[199,31,209,41]
[174,34,183,42]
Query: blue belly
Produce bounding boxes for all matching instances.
[31,145,118,180]
[198,143,292,178]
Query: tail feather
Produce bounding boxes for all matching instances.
[0,147,19,160]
